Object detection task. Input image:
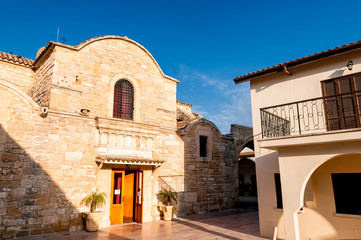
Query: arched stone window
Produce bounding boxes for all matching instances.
[113,80,134,120]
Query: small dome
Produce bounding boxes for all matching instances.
[36,46,46,59]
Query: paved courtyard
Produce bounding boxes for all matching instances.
[23,209,269,240]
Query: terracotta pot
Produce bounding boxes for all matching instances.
[83,212,102,232]
[162,206,173,221]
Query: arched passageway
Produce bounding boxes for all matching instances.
[296,153,361,240]
[238,139,257,207]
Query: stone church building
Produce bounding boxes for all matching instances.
[0,36,252,238]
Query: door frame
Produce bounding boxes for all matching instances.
[135,169,144,223]
[110,168,143,224]
[110,170,125,225]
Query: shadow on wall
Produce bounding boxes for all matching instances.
[256,151,283,239]
[0,124,82,239]
[156,174,184,216]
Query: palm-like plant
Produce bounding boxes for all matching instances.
[81,188,107,213]
[158,188,178,206]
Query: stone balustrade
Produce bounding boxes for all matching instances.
[95,117,158,159]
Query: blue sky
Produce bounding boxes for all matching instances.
[2,1,361,133]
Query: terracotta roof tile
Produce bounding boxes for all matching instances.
[177,120,190,130]
[176,99,192,107]
[234,40,361,83]
[0,51,34,67]
[96,156,165,166]
[239,152,255,158]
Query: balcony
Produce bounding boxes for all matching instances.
[94,116,158,159]
[260,90,361,139]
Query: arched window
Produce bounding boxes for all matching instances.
[113,80,134,120]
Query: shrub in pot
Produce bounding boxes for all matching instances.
[81,188,107,231]
[158,188,178,221]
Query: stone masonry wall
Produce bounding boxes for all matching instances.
[230,124,253,153]
[0,61,34,95]
[0,36,241,239]
[151,130,184,219]
[46,39,177,128]
[180,121,238,216]
[32,53,55,107]
[0,86,99,239]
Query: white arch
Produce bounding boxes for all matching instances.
[299,152,361,207]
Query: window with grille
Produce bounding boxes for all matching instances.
[113,80,134,120]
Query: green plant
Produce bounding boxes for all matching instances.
[158,188,178,206]
[81,188,107,213]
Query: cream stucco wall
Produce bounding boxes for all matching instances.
[299,153,361,240]
[247,48,361,239]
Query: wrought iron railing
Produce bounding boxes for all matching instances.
[260,90,361,138]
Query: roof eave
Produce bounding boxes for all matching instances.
[234,40,361,84]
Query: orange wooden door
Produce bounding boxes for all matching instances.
[110,171,124,225]
[135,170,143,223]
[123,173,134,222]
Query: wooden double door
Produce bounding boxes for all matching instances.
[110,170,143,225]
[322,75,361,130]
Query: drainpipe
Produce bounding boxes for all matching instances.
[273,227,278,240]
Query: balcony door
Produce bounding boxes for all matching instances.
[322,75,361,130]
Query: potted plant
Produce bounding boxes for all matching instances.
[81,188,107,232]
[158,188,178,221]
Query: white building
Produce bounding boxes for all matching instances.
[234,41,361,240]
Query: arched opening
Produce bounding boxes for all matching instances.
[298,153,361,240]
[238,139,257,207]
[113,80,134,120]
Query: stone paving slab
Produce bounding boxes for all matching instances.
[22,209,269,240]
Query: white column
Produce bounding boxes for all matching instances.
[279,157,304,240]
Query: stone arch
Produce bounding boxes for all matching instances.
[241,137,254,150]
[239,137,254,161]
[0,78,41,114]
[238,158,257,196]
[76,36,179,82]
[184,118,222,141]
[35,36,179,83]
[238,137,257,201]
[108,75,141,121]
[181,118,222,163]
